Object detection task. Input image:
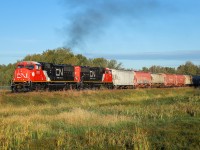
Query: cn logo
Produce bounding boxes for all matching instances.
[56,68,63,76]
[90,71,96,78]
[17,73,28,78]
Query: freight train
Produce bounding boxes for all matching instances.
[11,61,200,92]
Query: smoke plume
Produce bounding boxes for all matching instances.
[62,0,159,48]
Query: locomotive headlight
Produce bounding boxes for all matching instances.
[32,72,35,77]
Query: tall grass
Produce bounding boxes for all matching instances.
[0,88,199,149]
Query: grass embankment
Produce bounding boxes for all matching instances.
[0,88,199,149]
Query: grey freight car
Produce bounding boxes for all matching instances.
[184,75,193,86]
[151,74,164,87]
[111,69,134,89]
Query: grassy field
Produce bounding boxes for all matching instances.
[0,88,199,149]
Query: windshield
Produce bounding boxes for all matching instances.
[17,65,24,68]
[25,65,34,70]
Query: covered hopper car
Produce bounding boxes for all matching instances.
[192,76,200,88]
[111,69,134,89]
[134,71,151,88]
[151,73,165,87]
[184,75,193,86]
[175,75,185,87]
[163,74,177,87]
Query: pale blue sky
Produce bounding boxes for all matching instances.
[0,0,200,69]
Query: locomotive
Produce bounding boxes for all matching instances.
[11,61,197,92]
[11,61,112,92]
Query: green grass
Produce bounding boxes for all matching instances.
[0,88,199,149]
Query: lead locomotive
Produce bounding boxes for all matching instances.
[11,61,112,92]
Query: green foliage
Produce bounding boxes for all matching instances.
[23,48,123,68]
[89,58,122,69]
[177,61,200,75]
[76,54,89,66]
[142,61,200,75]
[143,65,176,74]
[0,63,16,86]
[90,58,108,67]
[23,48,78,65]
[142,67,149,72]
[107,59,122,69]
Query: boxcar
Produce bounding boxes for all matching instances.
[134,71,151,88]
[111,69,134,89]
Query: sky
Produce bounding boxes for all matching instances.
[0,0,200,69]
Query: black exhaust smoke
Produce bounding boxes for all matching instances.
[62,0,159,48]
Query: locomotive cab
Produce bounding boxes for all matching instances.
[103,68,112,83]
[13,61,45,82]
[11,61,46,92]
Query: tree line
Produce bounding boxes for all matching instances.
[0,48,199,86]
[141,61,200,75]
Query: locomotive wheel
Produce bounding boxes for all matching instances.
[11,87,18,93]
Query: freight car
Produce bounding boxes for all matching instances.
[134,71,151,88]
[192,76,200,88]
[184,75,193,86]
[163,74,177,87]
[151,73,164,87]
[175,75,185,87]
[151,74,189,87]
[111,69,134,89]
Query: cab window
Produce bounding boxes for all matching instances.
[17,65,24,68]
[25,65,34,70]
[35,65,41,70]
[105,70,112,74]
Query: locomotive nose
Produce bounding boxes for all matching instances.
[14,68,30,81]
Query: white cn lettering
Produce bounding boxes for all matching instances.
[17,73,28,78]
[56,68,64,76]
[90,71,96,78]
